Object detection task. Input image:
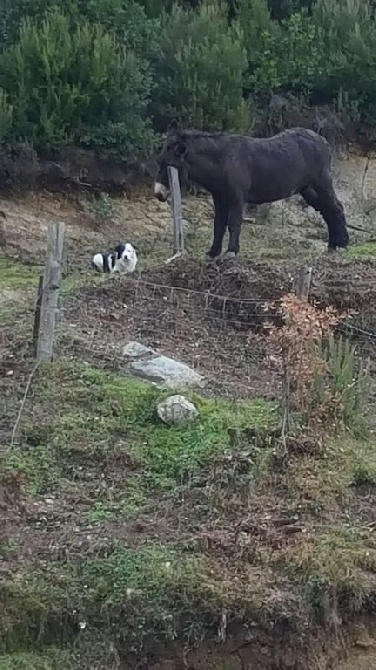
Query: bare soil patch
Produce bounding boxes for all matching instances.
[57,255,376,400]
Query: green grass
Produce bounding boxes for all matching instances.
[1,361,280,656]
[269,433,376,620]
[0,251,40,290]
[59,270,106,297]
[3,361,376,657]
[180,215,323,264]
[0,649,76,670]
[84,476,149,524]
[283,523,376,624]
[347,241,376,259]
[285,435,376,505]
[1,545,208,651]
[5,362,277,497]
[0,252,40,320]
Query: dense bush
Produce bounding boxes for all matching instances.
[0,0,159,54]
[151,2,251,132]
[0,88,13,141]
[311,0,376,121]
[0,0,375,168]
[0,9,155,159]
[239,4,326,95]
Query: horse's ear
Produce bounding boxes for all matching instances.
[167,119,179,133]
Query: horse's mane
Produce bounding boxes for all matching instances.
[168,128,235,141]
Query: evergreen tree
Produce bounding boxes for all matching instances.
[152,1,251,132]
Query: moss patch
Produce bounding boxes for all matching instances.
[347,241,376,259]
[0,649,78,670]
[5,362,276,497]
[0,252,40,321]
[0,251,39,290]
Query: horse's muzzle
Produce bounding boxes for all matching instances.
[154,182,169,202]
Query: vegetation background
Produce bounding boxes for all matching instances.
[0,0,375,167]
[2,3,376,669]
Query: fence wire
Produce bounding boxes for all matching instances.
[5,247,376,402]
[49,271,376,361]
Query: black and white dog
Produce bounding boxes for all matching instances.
[92,243,138,275]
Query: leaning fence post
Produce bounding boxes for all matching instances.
[167,166,184,255]
[35,221,65,362]
[32,274,44,357]
[296,266,313,301]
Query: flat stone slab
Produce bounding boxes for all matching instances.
[121,341,206,390]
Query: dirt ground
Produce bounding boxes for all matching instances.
[52,253,376,407]
[1,163,376,669]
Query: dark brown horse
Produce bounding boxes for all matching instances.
[154,125,349,259]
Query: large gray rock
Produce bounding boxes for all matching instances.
[157,395,199,426]
[121,341,206,389]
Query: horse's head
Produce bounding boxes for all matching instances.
[154,122,188,202]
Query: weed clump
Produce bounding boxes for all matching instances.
[262,293,370,436]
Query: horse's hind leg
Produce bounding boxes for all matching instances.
[303,176,349,250]
[300,186,338,249]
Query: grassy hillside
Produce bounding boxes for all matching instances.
[1,189,376,669]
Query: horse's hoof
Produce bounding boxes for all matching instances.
[206,250,221,261]
[327,246,348,254]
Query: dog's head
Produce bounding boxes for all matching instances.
[113,243,138,273]
[114,243,136,261]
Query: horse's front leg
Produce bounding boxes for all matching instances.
[226,197,244,257]
[206,195,228,259]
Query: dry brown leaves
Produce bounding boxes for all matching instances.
[251,293,347,430]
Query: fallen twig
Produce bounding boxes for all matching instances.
[164,251,183,265]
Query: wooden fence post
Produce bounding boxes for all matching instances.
[296,265,313,301]
[167,166,184,255]
[35,221,65,362]
[32,274,44,357]
[279,266,313,453]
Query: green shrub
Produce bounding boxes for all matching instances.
[0,0,160,55]
[73,0,161,57]
[238,1,325,95]
[1,0,376,162]
[324,334,370,434]
[151,1,252,132]
[87,191,115,225]
[0,8,155,160]
[237,0,376,126]
[0,88,13,140]
[236,0,277,85]
[311,0,376,121]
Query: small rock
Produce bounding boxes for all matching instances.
[157,395,199,426]
[122,341,154,359]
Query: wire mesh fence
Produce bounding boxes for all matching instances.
[4,218,376,410]
[53,272,286,398]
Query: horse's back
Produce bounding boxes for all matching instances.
[240,128,331,202]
